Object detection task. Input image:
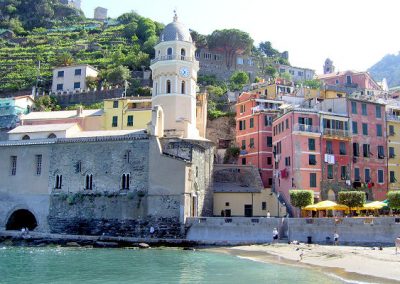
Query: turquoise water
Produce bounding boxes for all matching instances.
[0,246,345,284]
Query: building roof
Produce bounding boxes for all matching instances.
[8,123,78,134]
[21,109,103,120]
[160,13,192,43]
[213,182,261,193]
[53,64,99,72]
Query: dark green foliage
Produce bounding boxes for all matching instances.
[223,146,240,164]
[338,191,366,208]
[104,65,130,85]
[258,41,279,57]
[207,29,253,70]
[190,30,207,48]
[0,0,84,31]
[34,95,61,111]
[368,52,400,88]
[229,71,249,91]
[387,191,400,209]
[290,190,314,209]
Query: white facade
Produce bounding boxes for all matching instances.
[276,64,315,82]
[150,14,201,139]
[51,64,98,93]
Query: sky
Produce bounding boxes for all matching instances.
[82,0,400,74]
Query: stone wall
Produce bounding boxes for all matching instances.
[52,88,124,108]
[48,193,182,238]
[186,217,400,245]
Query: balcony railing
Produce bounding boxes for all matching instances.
[151,55,195,64]
[387,114,400,122]
[293,123,319,133]
[323,128,350,138]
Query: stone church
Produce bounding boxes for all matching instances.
[0,14,214,238]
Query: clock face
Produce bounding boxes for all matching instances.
[179,67,190,78]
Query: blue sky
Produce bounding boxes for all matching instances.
[82,0,400,74]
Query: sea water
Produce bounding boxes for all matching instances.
[0,246,346,283]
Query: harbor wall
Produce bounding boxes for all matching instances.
[186,217,400,245]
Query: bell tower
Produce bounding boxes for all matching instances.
[150,12,200,138]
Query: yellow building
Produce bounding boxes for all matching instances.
[103,97,152,130]
[387,106,400,190]
[213,187,286,217]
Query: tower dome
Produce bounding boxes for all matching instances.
[160,12,192,42]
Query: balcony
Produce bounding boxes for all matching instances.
[387,114,400,122]
[151,55,196,64]
[293,123,319,133]
[322,128,350,139]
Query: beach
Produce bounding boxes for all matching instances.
[211,244,400,283]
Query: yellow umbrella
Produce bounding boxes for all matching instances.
[331,204,350,211]
[303,200,349,211]
[362,201,386,210]
[303,204,317,211]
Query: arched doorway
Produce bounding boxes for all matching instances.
[327,189,336,201]
[6,209,38,231]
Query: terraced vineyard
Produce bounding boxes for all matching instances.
[0,21,152,93]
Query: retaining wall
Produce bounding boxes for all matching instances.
[186,217,400,245]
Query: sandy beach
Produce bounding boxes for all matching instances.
[210,244,400,283]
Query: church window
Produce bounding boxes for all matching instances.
[122,174,130,190]
[85,174,93,190]
[181,48,186,60]
[36,155,42,176]
[22,135,30,140]
[166,80,171,94]
[10,156,17,176]
[181,81,185,94]
[55,175,62,189]
[167,47,173,59]
[48,133,57,138]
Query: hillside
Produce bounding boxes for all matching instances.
[368,52,400,88]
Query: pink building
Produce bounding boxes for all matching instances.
[318,71,382,93]
[349,98,387,200]
[236,92,282,187]
[273,109,321,210]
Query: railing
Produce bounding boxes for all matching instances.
[151,55,195,64]
[387,114,400,122]
[293,123,320,133]
[323,128,350,138]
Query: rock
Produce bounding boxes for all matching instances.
[138,243,150,249]
[94,241,119,248]
[66,242,80,247]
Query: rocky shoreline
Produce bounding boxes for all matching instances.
[0,230,197,249]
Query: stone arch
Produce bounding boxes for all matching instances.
[327,189,336,201]
[180,48,186,60]
[167,47,173,58]
[6,208,38,231]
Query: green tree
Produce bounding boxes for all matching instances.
[117,11,141,24]
[123,22,138,39]
[229,71,249,91]
[190,30,207,48]
[105,65,131,85]
[290,190,314,209]
[264,65,277,78]
[207,29,253,70]
[136,17,156,42]
[259,41,279,57]
[338,191,366,208]
[34,95,61,111]
[302,79,322,89]
[55,52,74,66]
[387,191,400,209]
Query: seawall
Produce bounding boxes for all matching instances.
[186,217,400,245]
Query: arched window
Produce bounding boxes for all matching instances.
[181,48,186,60]
[167,47,173,59]
[55,175,62,189]
[181,81,185,94]
[48,133,57,139]
[85,174,93,190]
[166,80,171,94]
[22,135,30,140]
[122,174,130,190]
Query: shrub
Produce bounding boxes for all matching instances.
[387,191,400,209]
[289,190,314,209]
[223,146,240,164]
[338,191,366,208]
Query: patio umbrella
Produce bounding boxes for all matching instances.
[362,201,386,210]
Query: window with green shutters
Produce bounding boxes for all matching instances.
[250,118,254,128]
[362,123,368,135]
[352,121,358,134]
[112,116,118,127]
[127,115,133,126]
[327,165,333,179]
[376,105,381,118]
[378,169,384,184]
[376,124,382,137]
[351,101,357,114]
[308,138,315,151]
[310,173,317,188]
[361,103,367,115]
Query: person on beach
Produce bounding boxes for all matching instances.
[334,231,339,245]
[272,228,279,243]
